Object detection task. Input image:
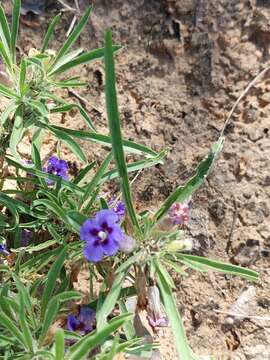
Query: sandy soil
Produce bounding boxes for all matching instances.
[3,0,270,358]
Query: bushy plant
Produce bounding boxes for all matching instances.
[0,2,258,359]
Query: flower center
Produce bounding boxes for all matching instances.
[98,230,107,243]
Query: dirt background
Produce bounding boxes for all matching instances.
[3,0,270,359]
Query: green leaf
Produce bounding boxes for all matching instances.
[11,0,21,63]
[153,137,224,224]
[0,5,12,71]
[0,311,27,349]
[0,40,13,71]
[0,100,17,126]
[0,5,11,49]
[118,301,136,340]
[104,30,140,234]
[18,292,34,352]
[100,150,165,185]
[42,124,158,156]
[73,161,96,184]
[48,48,83,75]
[155,260,191,360]
[38,122,87,163]
[41,13,61,53]
[9,105,24,159]
[154,259,175,289]
[50,103,96,132]
[19,59,26,95]
[96,269,128,329]
[6,157,84,195]
[48,46,121,76]
[12,273,36,329]
[32,144,47,187]
[66,210,87,233]
[49,6,92,72]
[178,254,259,281]
[0,82,18,98]
[39,297,60,345]
[81,152,113,208]
[40,246,67,319]
[27,100,48,118]
[0,192,19,230]
[55,329,65,360]
[33,199,68,223]
[67,314,133,360]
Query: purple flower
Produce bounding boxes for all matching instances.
[169,200,191,225]
[110,201,126,221]
[147,286,169,331]
[67,307,96,335]
[80,209,124,262]
[44,156,69,184]
[0,244,10,256]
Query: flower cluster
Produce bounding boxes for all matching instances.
[44,156,69,184]
[169,200,191,225]
[67,307,96,335]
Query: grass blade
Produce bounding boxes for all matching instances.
[11,0,21,63]
[81,152,113,208]
[0,311,26,349]
[40,246,67,319]
[40,122,87,163]
[49,6,92,72]
[55,329,65,360]
[41,13,61,53]
[43,124,158,156]
[67,314,132,360]
[155,260,191,360]
[96,270,128,329]
[104,29,140,234]
[49,46,121,76]
[18,292,34,352]
[0,5,12,71]
[153,137,224,224]
[178,254,259,281]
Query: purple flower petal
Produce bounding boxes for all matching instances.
[67,314,80,332]
[78,307,96,333]
[102,237,119,256]
[80,219,100,242]
[110,225,125,242]
[96,209,118,227]
[83,243,103,263]
[0,244,9,256]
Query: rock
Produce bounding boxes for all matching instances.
[208,199,226,223]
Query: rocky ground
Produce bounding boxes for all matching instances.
[3,0,270,358]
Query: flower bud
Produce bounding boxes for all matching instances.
[169,200,191,225]
[147,285,168,331]
[118,235,136,254]
[166,237,193,252]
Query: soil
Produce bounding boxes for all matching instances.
[3,0,270,359]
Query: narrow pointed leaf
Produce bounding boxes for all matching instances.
[104,30,140,233]
[50,6,92,71]
[40,246,67,319]
[155,260,191,360]
[153,137,224,224]
[11,0,21,63]
[41,13,61,53]
[178,254,259,281]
